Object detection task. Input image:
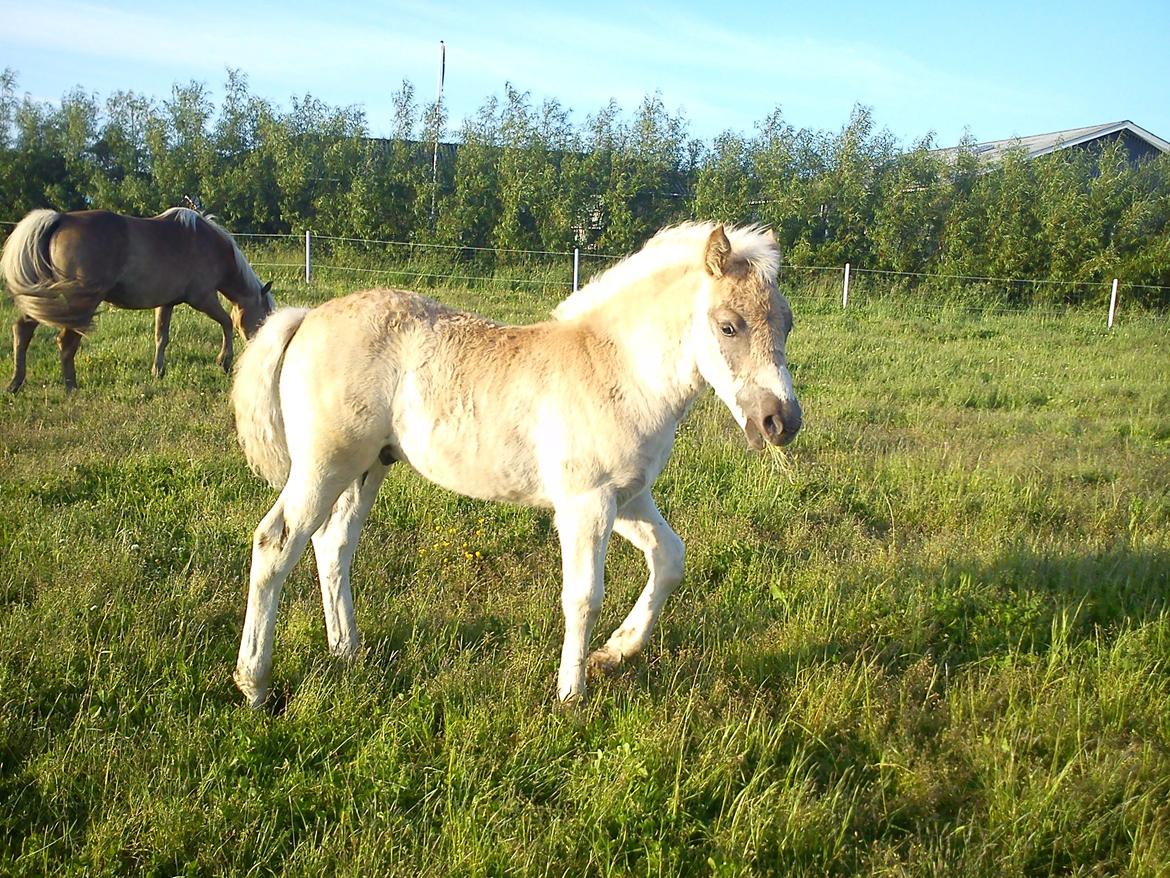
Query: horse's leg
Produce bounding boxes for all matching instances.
[587,492,685,677]
[152,304,174,378]
[186,295,234,373]
[57,328,83,393]
[310,462,391,658]
[554,493,617,703]
[234,466,349,709]
[7,316,38,393]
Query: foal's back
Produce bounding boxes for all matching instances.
[279,287,649,507]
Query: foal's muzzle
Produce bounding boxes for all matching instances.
[740,392,802,450]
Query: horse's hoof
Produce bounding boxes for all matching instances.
[5,382,22,394]
[232,669,270,710]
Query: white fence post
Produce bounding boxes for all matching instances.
[1107,278,1119,328]
[573,248,580,292]
[305,230,312,284]
[842,262,851,309]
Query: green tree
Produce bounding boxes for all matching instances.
[983,146,1043,280]
[90,89,158,213]
[436,95,499,249]
[692,131,754,225]
[871,137,949,274]
[204,69,280,230]
[813,104,891,267]
[147,81,215,213]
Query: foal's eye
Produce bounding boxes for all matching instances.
[719,323,736,337]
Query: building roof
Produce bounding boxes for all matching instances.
[933,120,1170,165]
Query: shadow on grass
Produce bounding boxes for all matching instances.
[734,545,1170,689]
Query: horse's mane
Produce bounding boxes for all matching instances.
[160,207,264,292]
[552,222,780,322]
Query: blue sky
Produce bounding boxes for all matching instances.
[2,0,1168,149]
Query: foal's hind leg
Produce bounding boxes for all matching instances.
[57,328,83,392]
[311,462,391,658]
[152,304,173,378]
[234,468,350,708]
[587,491,685,677]
[7,316,38,393]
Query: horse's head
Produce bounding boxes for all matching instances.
[692,225,802,449]
[231,280,276,339]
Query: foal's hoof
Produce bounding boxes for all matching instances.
[586,646,625,678]
[232,669,270,710]
[556,690,589,712]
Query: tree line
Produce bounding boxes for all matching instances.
[2,68,1168,297]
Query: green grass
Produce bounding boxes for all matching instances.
[1,273,1169,876]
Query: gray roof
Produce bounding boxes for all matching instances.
[933,120,1170,164]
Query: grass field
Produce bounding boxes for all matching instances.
[1,269,1168,876]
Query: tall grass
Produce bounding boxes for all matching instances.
[1,271,1168,876]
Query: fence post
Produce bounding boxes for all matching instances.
[573,248,580,292]
[305,230,312,284]
[842,262,851,309]
[1107,278,1118,328]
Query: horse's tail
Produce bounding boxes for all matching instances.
[232,307,310,487]
[0,209,101,332]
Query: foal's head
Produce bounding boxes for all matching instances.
[692,225,802,449]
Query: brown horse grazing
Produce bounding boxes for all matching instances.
[1,207,275,392]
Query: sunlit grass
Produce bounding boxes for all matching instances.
[1,277,1168,875]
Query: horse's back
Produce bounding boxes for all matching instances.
[47,210,130,290]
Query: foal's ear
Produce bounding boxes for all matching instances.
[704,225,732,277]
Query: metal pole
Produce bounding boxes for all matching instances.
[573,248,580,292]
[1107,278,1119,328]
[842,262,851,309]
[430,40,446,229]
[305,230,312,284]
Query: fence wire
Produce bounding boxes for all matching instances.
[3,220,1168,322]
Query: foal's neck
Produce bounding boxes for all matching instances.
[574,272,706,423]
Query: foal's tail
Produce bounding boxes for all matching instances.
[232,307,310,487]
[0,209,101,331]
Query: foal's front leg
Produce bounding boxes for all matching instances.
[554,493,617,703]
[588,491,685,677]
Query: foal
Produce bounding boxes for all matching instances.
[231,223,801,707]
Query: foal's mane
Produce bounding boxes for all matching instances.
[161,206,264,292]
[552,222,779,322]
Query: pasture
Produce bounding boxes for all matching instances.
[1,269,1168,876]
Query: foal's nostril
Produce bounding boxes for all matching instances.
[763,413,783,441]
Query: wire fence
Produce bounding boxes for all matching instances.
[3,220,1168,325]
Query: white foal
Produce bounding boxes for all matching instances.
[231,223,801,708]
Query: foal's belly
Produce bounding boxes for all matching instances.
[391,380,549,505]
[398,429,548,506]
